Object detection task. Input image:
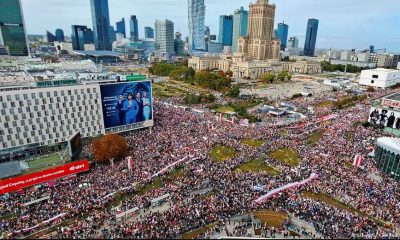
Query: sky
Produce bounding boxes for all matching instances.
[20,0,400,52]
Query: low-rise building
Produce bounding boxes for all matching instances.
[359,68,400,89]
[282,61,321,74]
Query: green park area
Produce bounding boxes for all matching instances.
[179,223,217,239]
[209,145,235,162]
[241,139,266,148]
[268,148,300,167]
[27,153,66,172]
[236,159,280,175]
[308,131,322,146]
[153,82,188,98]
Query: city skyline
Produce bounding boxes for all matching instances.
[20,0,400,52]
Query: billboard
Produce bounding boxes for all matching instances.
[68,131,83,161]
[100,80,153,133]
[0,160,89,195]
[369,107,400,129]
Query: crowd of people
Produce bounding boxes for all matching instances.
[0,86,400,239]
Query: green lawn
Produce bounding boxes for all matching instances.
[138,177,163,195]
[153,83,187,97]
[27,153,65,172]
[209,145,235,162]
[268,148,300,167]
[308,131,322,146]
[241,139,266,148]
[236,159,280,175]
[215,105,235,113]
[166,167,186,181]
[179,223,216,239]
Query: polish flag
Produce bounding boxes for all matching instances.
[127,156,134,171]
[353,154,363,168]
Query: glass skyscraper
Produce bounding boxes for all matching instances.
[218,15,234,47]
[0,0,29,56]
[155,19,174,54]
[304,18,319,57]
[188,0,206,51]
[232,6,248,53]
[55,29,65,42]
[276,22,289,50]
[46,31,56,43]
[71,25,94,50]
[116,18,126,38]
[90,0,112,50]
[130,15,139,42]
[144,27,154,39]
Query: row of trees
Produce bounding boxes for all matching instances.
[334,95,367,109]
[260,71,292,83]
[321,61,365,73]
[193,71,231,91]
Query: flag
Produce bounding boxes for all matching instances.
[353,154,363,168]
[127,157,134,171]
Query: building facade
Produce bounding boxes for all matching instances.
[0,0,29,56]
[46,31,56,43]
[188,0,206,51]
[130,15,139,42]
[281,61,321,74]
[232,7,248,54]
[155,19,175,54]
[276,22,288,51]
[304,19,319,57]
[174,32,185,56]
[144,27,154,39]
[375,137,400,180]
[287,36,299,49]
[116,18,126,38]
[219,15,234,47]
[207,41,223,54]
[90,0,112,50]
[359,68,400,89]
[55,29,65,42]
[71,25,94,51]
[237,0,280,61]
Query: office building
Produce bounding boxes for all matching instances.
[144,27,154,39]
[188,0,206,51]
[71,25,94,50]
[218,15,234,47]
[204,26,210,50]
[90,0,112,50]
[0,0,29,56]
[130,15,139,42]
[46,31,56,43]
[210,35,217,41]
[155,19,175,54]
[238,0,280,61]
[287,36,299,49]
[304,18,319,56]
[116,18,126,38]
[359,68,400,89]
[276,22,289,50]
[208,41,223,54]
[109,26,116,43]
[174,32,185,56]
[232,6,248,53]
[55,29,65,42]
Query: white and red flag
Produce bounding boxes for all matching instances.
[353,154,363,168]
[127,156,134,171]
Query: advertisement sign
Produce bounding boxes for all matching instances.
[0,160,89,195]
[126,75,147,81]
[369,107,400,129]
[100,81,153,132]
[68,131,83,161]
[382,99,400,108]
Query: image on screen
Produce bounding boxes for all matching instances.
[100,81,153,130]
[68,131,83,161]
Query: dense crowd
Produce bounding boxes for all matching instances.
[0,86,400,239]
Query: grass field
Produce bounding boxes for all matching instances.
[153,83,187,97]
[138,177,163,195]
[179,223,216,239]
[27,153,65,172]
[241,139,266,148]
[215,105,235,113]
[253,211,288,228]
[308,131,322,146]
[268,148,300,167]
[209,145,235,162]
[236,159,280,175]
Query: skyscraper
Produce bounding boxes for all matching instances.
[304,18,319,56]
[144,27,154,39]
[218,15,234,47]
[174,32,185,56]
[71,25,94,50]
[116,18,126,38]
[238,0,280,60]
[188,0,206,51]
[130,15,139,42]
[0,0,29,56]
[232,6,248,53]
[276,22,289,50]
[109,26,116,43]
[55,29,65,42]
[288,36,299,48]
[90,0,112,50]
[155,19,174,54]
[46,31,56,43]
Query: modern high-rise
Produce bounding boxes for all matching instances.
[304,18,319,56]
[144,27,154,39]
[130,15,139,42]
[232,6,248,53]
[238,0,280,60]
[71,25,94,50]
[46,31,56,43]
[276,22,289,50]
[0,0,29,56]
[188,0,206,51]
[55,29,65,42]
[155,19,174,54]
[90,0,112,50]
[288,36,299,48]
[116,18,126,38]
[218,15,234,47]
[174,32,185,56]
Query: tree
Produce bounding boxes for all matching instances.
[261,73,276,83]
[228,86,241,98]
[169,66,195,82]
[91,134,128,166]
[278,71,290,81]
[152,63,176,76]
[367,86,375,92]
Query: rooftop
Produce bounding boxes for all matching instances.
[364,68,400,73]
[71,50,124,58]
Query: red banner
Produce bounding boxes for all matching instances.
[0,160,89,195]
